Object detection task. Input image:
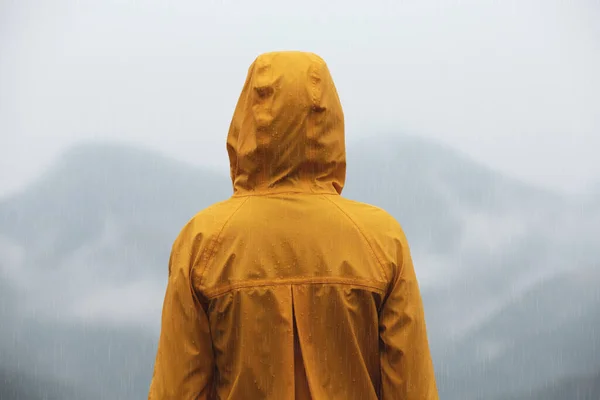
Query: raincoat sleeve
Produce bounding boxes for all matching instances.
[148,234,214,400]
[379,236,438,399]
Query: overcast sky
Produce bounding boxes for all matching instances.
[1,0,599,197]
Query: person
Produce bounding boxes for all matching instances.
[148,51,438,399]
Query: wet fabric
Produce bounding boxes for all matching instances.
[149,51,438,399]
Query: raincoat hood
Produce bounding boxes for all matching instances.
[227,51,346,195]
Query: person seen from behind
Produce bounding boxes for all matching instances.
[149,51,439,399]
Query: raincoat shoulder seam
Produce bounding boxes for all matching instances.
[195,197,250,288]
[232,191,338,197]
[203,277,387,299]
[321,195,389,281]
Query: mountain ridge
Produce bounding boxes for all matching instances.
[1,136,597,400]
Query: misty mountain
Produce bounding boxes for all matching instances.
[0,143,229,274]
[0,367,86,400]
[444,265,600,399]
[345,137,600,399]
[500,370,600,400]
[0,143,229,400]
[1,136,598,399]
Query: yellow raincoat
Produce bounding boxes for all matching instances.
[149,51,438,399]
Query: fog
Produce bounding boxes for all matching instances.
[1,1,600,399]
[2,0,599,196]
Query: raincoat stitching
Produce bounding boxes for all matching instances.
[396,239,410,286]
[231,191,339,198]
[204,277,387,299]
[321,195,389,282]
[195,197,250,288]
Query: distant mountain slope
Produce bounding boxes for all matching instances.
[0,367,87,400]
[441,266,600,399]
[499,371,600,400]
[0,136,597,399]
[0,143,230,399]
[0,142,230,272]
[346,136,565,251]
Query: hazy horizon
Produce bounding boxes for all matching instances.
[2,0,599,198]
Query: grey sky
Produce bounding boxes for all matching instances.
[1,0,599,197]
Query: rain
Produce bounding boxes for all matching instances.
[1,0,599,399]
